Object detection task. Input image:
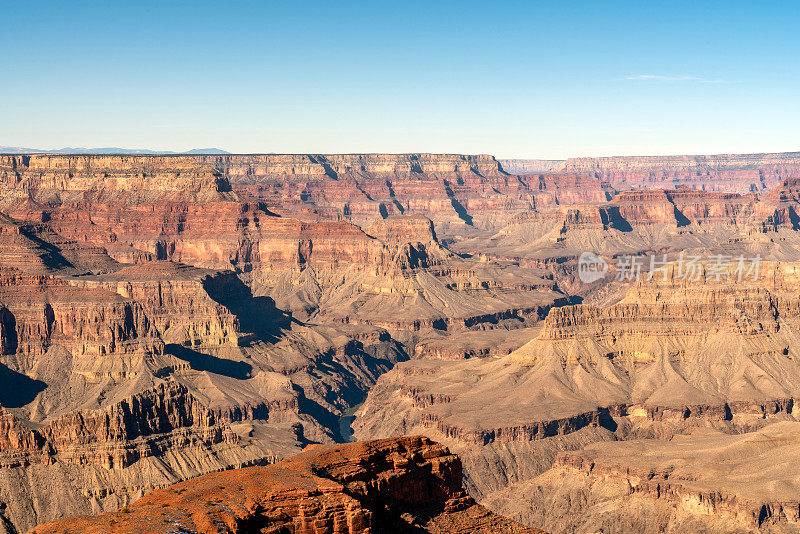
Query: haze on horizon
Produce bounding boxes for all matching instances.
[2,0,798,160]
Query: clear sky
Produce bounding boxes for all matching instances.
[2,0,798,158]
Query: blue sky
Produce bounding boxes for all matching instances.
[1,0,798,158]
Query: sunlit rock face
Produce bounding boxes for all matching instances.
[31,436,542,534]
[502,152,800,194]
[2,152,800,534]
[353,261,800,531]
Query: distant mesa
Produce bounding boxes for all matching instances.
[0,146,230,155]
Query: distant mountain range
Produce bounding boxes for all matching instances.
[0,146,230,155]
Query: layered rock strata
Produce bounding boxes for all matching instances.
[354,261,800,505]
[486,421,800,533]
[31,436,542,534]
[0,258,405,532]
[501,152,800,194]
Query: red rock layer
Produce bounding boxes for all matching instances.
[602,187,758,226]
[0,154,610,241]
[0,266,158,361]
[30,436,542,534]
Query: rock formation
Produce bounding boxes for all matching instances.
[501,151,800,194]
[0,152,569,532]
[31,436,541,534]
[353,260,800,530]
[486,422,800,533]
[2,151,800,533]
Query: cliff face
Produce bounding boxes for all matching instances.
[353,261,800,508]
[0,267,159,364]
[0,382,232,470]
[4,153,798,279]
[449,183,800,284]
[0,153,616,247]
[5,151,800,533]
[502,152,800,194]
[0,153,525,234]
[0,155,567,336]
[31,436,542,534]
[211,152,547,235]
[0,246,408,532]
[604,188,757,226]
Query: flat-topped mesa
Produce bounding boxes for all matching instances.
[66,263,251,348]
[368,214,439,244]
[665,187,757,224]
[603,187,756,227]
[605,189,683,225]
[254,217,382,268]
[31,436,542,534]
[533,260,800,344]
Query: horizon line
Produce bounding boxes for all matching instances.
[2,147,800,161]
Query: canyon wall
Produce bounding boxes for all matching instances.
[501,151,800,193]
[2,152,800,532]
[353,260,800,529]
[32,436,542,534]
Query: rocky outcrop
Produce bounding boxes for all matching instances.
[753,177,800,231]
[570,187,759,229]
[30,436,542,534]
[68,263,262,348]
[0,382,232,470]
[0,267,159,363]
[368,214,439,244]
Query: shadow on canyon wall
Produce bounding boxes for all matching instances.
[0,363,47,408]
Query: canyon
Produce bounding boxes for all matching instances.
[0,151,800,533]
